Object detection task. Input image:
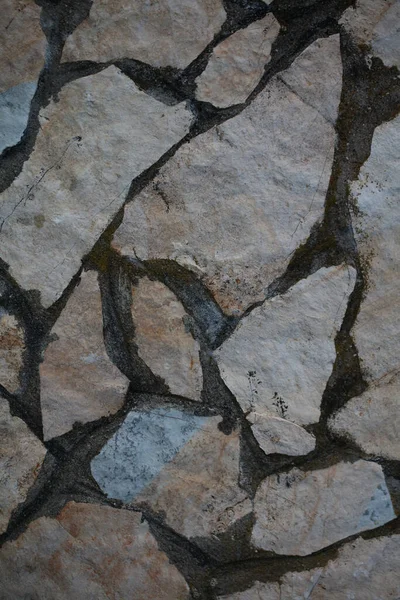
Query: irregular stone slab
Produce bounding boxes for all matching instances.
[40,270,128,440]
[0,81,37,153]
[0,398,46,533]
[131,277,202,400]
[62,0,226,69]
[279,35,342,124]
[0,309,25,393]
[329,370,400,460]
[252,460,396,556]
[0,502,190,599]
[247,414,316,456]
[113,39,342,315]
[215,266,356,426]
[370,0,400,69]
[219,581,280,600]
[350,114,400,381]
[92,408,251,539]
[0,66,192,308]
[195,14,280,107]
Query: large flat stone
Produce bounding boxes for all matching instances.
[0,502,190,599]
[215,265,356,427]
[0,308,25,393]
[40,270,128,440]
[92,407,251,539]
[350,114,400,382]
[0,398,46,533]
[251,459,396,556]
[0,66,192,307]
[113,38,342,315]
[62,0,226,69]
[195,14,280,107]
[131,277,202,400]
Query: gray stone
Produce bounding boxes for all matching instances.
[0,502,190,599]
[0,81,36,153]
[251,460,396,556]
[247,414,316,456]
[219,582,280,600]
[370,0,400,68]
[40,270,129,440]
[215,265,356,427]
[0,308,25,393]
[195,14,280,108]
[0,66,192,307]
[62,0,226,69]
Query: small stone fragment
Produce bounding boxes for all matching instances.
[252,460,396,556]
[195,14,280,108]
[0,398,46,533]
[40,270,128,440]
[215,266,356,426]
[350,114,400,381]
[113,38,342,314]
[131,277,202,400]
[62,0,226,69]
[329,370,400,460]
[0,309,25,393]
[219,581,280,600]
[0,502,190,599]
[247,414,316,456]
[0,66,192,307]
[92,407,251,539]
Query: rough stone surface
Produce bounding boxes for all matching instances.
[0,66,192,307]
[195,14,280,108]
[131,277,202,400]
[0,81,36,153]
[113,38,342,314]
[351,114,400,382]
[219,582,280,600]
[92,408,251,539]
[0,398,46,534]
[0,502,190,599]
[40,270,128,440]
[252,460,396,555]
[329,370,400,460]
[247,414,316,456]
[0,309,25,393]
[62,0,226,69]
[370,0,400,69]
[216,265,356,426]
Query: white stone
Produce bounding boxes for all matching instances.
[215,265,356,426]
[62,0,226,69]
[0,398,46,533]
[329,370,400,460]
[195,14,280,108]
[350,114,400,382]
[0,309,25,393]
[0,502,190,599]
[0,66,192,307]
[40,270,129,440]
[131,277,202,400]
[113,39,342,315]
[248,414,316,456]
[371,0,400,69]
[252,459,396,556]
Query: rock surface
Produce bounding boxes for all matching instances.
[92,407,251,539]
[351,114,400,381]
[247,414,316,456]
[329,370,400,460]
[219,581,280,599]
[40,270,128,440]
[113,38,342,315]
[0,81,37,153]
[62,0,226,69]
[215,265,356,426]
[0,502,190,599]
[0,66,192,307]
[0,398,46,533]
[0,308,25,393]
[252,459,396,555]
[195,14,280,107]
[131,277,202,400]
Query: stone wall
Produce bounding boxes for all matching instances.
[0,0,399,598]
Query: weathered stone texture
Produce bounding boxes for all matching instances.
[0,309,25,393]
[247,414,316,456]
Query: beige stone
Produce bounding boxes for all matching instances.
[0,310,25,393]
[195,14,280,107]
[40,270,128,440]
[0,502,190,599]
[62,0,226,69]
[215,266,356,426]
[0,398,46,533]
[0,66,192,307]
[252,460,396,556]
[247,413,316,456]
